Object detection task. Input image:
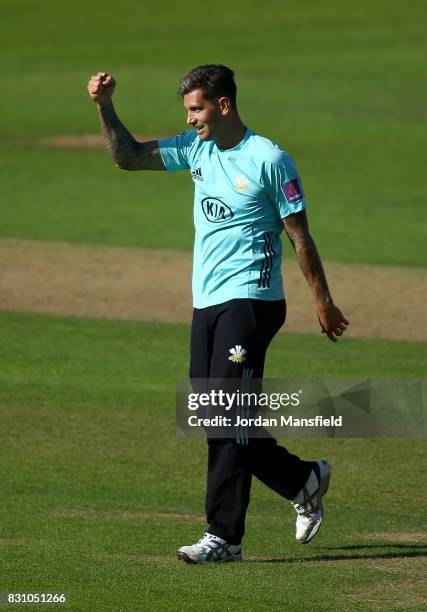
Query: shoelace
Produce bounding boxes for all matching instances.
[294,504,316,517]
[195,535,233,560]
[197,533,222,546]
[294,493,319,516]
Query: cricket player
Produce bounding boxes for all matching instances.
[87,64,349,564]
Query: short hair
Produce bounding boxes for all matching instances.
[178,64,237,108]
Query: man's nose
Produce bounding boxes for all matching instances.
[187,112,196,126]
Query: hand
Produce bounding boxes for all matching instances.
[87,72,116,105]
[317,302,349,342]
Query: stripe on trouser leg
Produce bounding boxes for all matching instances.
[237,368,254,445]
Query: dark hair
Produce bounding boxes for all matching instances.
[178,64,237,108]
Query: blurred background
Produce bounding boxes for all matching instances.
[2,0,426,263]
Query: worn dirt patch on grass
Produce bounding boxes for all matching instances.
[335,555,427,609]
[18,133,163,149]
[49,509,204,523]
[363,532,427,544]
[342,576,426,608]
[364,557,426,576]
[91,552,173,565]
[39,134,110,149]
[0,238,426,342]
[0,538,39,546]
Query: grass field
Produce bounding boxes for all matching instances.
[1,0,426,610]
[2,0,426,266]
[0,313,426,610]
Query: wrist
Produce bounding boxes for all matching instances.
[96,98,113,110]
[316,296,333,310]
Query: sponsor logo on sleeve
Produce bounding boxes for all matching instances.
[281,178,304,204]
[201,197,234,223]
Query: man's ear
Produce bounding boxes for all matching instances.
[218,96,232,116]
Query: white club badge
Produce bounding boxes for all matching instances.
[234,175,249,191]
[228,345,247,363]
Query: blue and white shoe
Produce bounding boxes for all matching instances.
[292,459,331,544]
[177,532,242,564]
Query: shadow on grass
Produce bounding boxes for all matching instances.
[247,545,427,563]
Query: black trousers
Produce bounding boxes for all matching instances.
[190,298,312,545]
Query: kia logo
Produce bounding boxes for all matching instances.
[201,197,234,223]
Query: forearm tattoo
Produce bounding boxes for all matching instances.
[288,232,332,305]
[97,103,164,171]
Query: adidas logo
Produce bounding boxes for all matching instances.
[191,167,203,182]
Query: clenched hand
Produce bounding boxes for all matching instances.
[87,72,116,105]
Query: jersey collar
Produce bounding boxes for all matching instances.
[215,128,253,154]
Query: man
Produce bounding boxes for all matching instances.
[87,64,349,564]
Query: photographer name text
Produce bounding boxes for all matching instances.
[187,415,343,428]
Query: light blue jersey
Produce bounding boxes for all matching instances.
[159,128,307,308]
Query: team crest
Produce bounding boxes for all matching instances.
[234,175,249,191]
[228,345,247,363]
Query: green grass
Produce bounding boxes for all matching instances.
[0,312,425,610]
[1,0,426,266]
[0,145,426,267]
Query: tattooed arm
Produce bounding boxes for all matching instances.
[87,72,165,171]
[96,102,164,170]
[283,210,349,342]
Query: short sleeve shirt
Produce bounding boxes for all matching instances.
[159,128,307,308]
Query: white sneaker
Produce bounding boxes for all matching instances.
[177,532,242,564]
[292,460,331,544]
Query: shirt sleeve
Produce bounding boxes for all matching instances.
[158,130,197,173]
[262,152,307,218]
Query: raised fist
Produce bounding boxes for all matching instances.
[87,72,116,104]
